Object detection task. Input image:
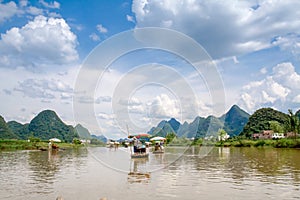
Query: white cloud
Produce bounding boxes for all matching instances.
[39,0,60,9]
[14,78,73,99]
[128,97,142,106]
[149,94,180,119]
[0,0,60,23]
[96,24,108,33]
[238,62,300,113]
[232,56,239,64]
[97,112,114,120]
[0,1,19,23]
[89,32,100,41]
[60,92,72,100]
[0,15,78,69]
[126,14,135,23]
[26,6,43,15]
[0,65,79,125]
[260,67,268,75]
[132,0,300,59]
[272,62,300,87]
[95,96,112,103]
[293,95,300,103]
[19,0,28,7]
[272,34,300,57]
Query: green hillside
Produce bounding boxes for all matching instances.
[0,116,18,139]
[222,105,250,136]
[148,120,175,137]
[7,121,30,140]
[28,110,78,142]
[240,107,288,137]
[150,105,249,139]
[75,124,91,139]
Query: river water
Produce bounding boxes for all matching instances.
[0,146,299,200]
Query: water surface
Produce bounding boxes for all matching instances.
[0,147,299,200]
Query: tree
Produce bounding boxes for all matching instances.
[240,108,288,138]
[166,132,176,144]
[286,109,299,139]
[269,121,284,133]
[218,128,229,142]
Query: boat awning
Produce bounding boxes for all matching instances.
[49,138,61,143]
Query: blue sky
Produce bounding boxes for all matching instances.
[1,0,300,138]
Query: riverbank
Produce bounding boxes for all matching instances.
[2,138,300,151]
[213,138,300,148]
[0,139,83,151]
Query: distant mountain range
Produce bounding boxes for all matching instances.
[148,105,250,138]
[0,110,107,143]
[1,105,299,141]
[148,105,300,138]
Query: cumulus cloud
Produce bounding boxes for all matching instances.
[149,94,180,119]
[0,1,19,23]
[132,0,300,59]
[0,15,78,69]
[238,62,300,113]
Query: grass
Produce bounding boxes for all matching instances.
[213,138,300,148]
[0,139,82,151]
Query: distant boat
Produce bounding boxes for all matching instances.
[151,137,166,154]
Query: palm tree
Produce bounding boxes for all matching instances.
[287,109,299,139]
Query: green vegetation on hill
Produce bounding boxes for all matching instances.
[0,110,107,150]
[75,124,91,139]
[240,108,289,137]
[149,105,250,139]
[0,116,18,139]
[148,118,180,137]
[7,121,29,140]
[28,110,78,142]
[295,109,300,119]
[198,115,224,138]
[222,105,250,136]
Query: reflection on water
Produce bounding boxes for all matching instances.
[128,158,150,184]
[0,147,300,200]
